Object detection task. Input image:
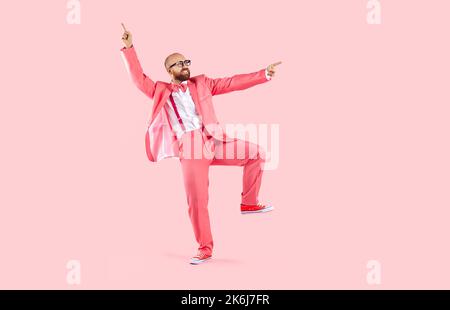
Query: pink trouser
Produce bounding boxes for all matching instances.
[178,127,266,256]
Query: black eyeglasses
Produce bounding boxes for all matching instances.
[168,59,191,69]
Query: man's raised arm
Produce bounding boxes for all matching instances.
[120,23,156,99]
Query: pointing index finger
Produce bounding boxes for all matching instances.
[272,61,282,67]
[121,23,127,32]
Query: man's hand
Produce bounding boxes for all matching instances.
[121,22,133,48]
[266,61,282,78]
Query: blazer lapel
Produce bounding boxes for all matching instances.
[151,80,203,125]
[150,86,171,124]
[187,79,203,118]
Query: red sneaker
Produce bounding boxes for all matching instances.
[240,202,274,214]
[190,252,212,265]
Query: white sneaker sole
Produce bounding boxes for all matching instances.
[241,205,274,214]
[190,256,212,265]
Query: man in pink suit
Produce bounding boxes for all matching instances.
[120,24,281,265]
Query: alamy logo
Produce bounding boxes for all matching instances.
[367,0,381,25]
[66,0,81,25]
[366,260,382,285]
[174,123,279,170]
[66,260,81,285]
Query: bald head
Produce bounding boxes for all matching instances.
[164,52,186,71]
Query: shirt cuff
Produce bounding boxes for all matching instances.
[120,44,134,51]
[265,68,272,80]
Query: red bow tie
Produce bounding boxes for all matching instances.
[170,83,188,93]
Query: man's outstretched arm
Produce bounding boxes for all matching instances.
[120,23,156,99]
[204,61,281,96]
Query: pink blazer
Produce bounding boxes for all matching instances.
[120,46,270,162]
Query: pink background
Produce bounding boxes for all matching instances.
[1,0,449,289]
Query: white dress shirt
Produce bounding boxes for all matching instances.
[166,69,272,140]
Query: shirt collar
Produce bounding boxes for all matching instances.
[170,80,188,85]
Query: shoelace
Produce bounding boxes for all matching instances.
[194,252,210,259]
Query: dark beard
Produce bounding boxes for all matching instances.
[177,70,190,81]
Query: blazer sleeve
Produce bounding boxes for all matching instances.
[120,45,156,99]
[204,68,270,96]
